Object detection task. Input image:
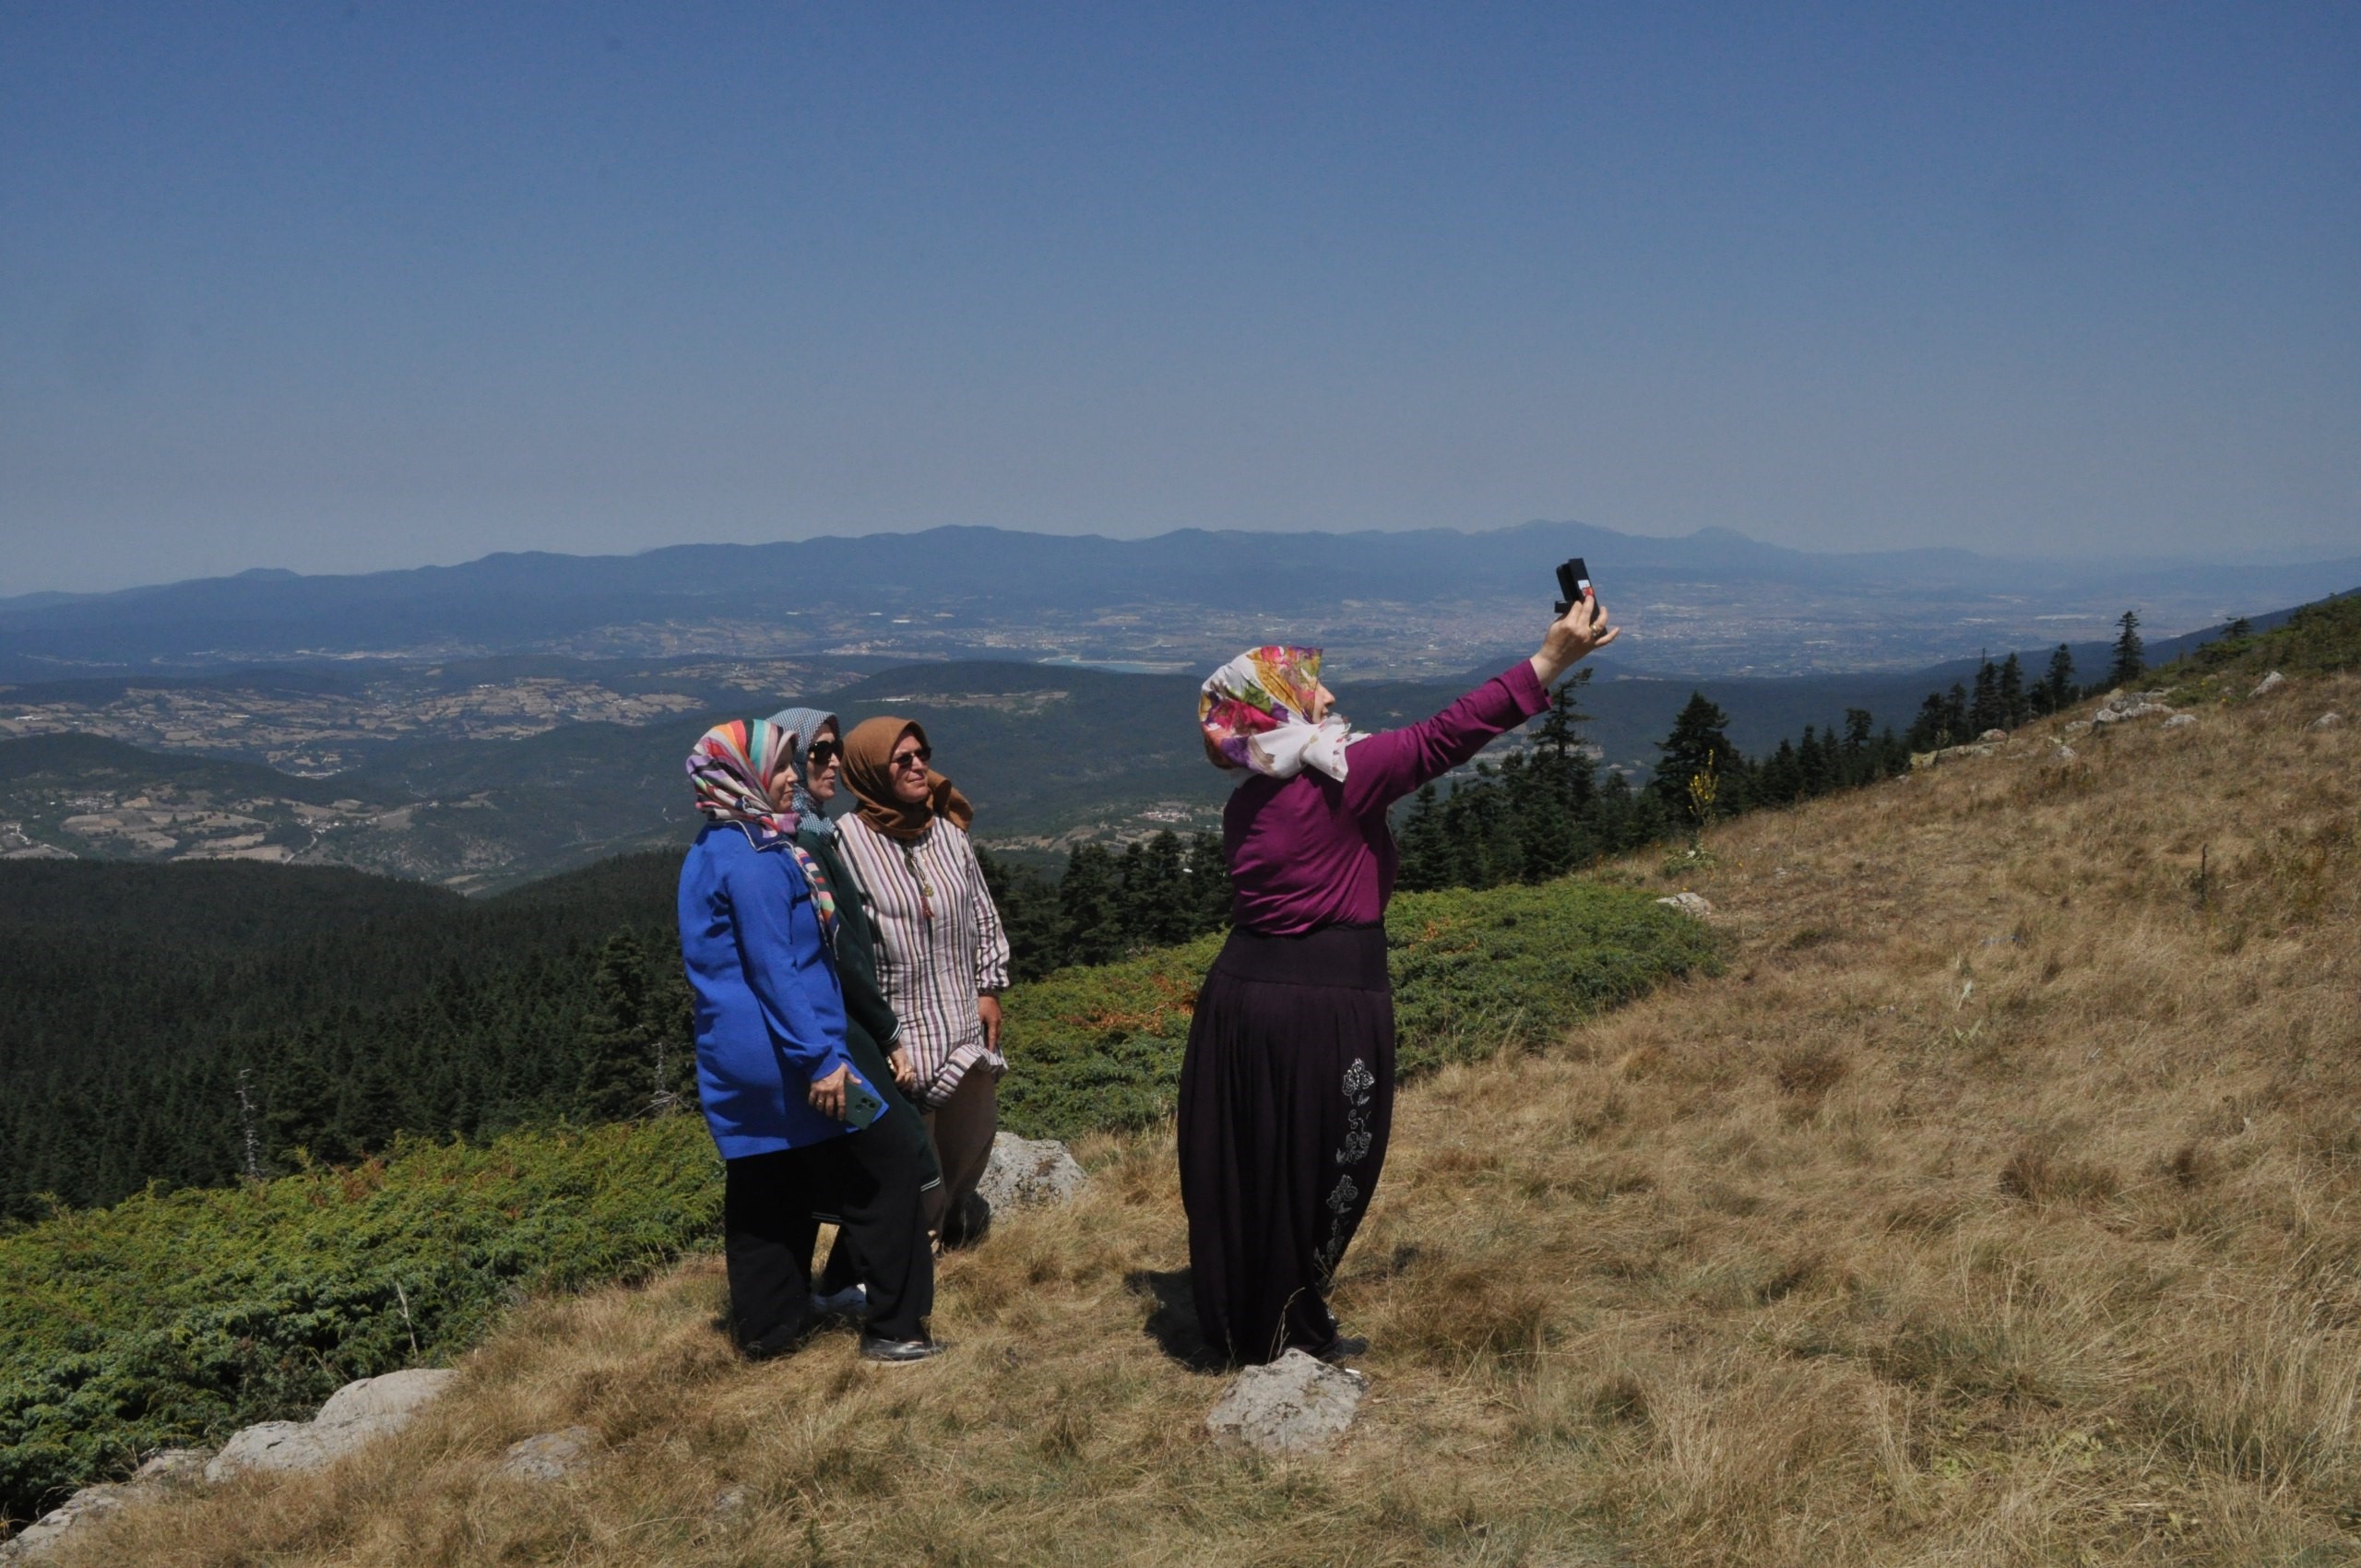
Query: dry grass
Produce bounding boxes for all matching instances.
[62,673,2361,1567]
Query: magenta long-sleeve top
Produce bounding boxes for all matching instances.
[1222,660,1552,935]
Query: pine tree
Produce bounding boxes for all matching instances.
[1999,653,2027,728]
[1124,832,1196,948]
[1841,708,1875,784]
[575,932,655,1122]
[2108,611,2144,689]
[975,848,1064,982]
[2044,643,2077,712]
[1652,693,1734,828]
[1057,844,1127,968]
[1394,783,1453,892]
[1969,659,2002,735]
[1184,829,1232,934]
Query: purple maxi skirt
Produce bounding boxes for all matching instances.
[1177,922,1394,1364]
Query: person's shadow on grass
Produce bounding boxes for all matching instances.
[1125,1268,1228,1372]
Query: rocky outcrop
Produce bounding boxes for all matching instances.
[976,1133,1087,1214]
[0,1452,208,1562]
[1655,892,1713,919]
[206,1369,457,1483]
[2162,714,2197,730]
[1206,1349,1369,1455]
[2313,712,2344,731]
[2251,671,2286,697]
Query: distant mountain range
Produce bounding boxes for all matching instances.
[7,520,2355,680]
[0,591,2330,891]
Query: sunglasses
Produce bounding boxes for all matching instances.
[805,740,841,766]
[889,746,933,770]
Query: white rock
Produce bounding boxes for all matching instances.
[1206,1348,1369,1455]
[2053,745,2078,761]
[2,1488,128,1562]
[974,1133,1086,1214]
[0,1450,216,1562]
[2063,720,2092,735]
[1655,892,1713,919]
[498,1426,599,1482]
[1977,728,2009,742]
[2162,713,2197,729]
[314,1368,457,1426]
[2251,671,2286,697]
[2313,712,2344,731]
[205,1369,457,1483]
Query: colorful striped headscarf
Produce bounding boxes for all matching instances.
[1198,645,1363,781]
[685,719,836,930]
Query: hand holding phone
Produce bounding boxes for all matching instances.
[1554,558,1595,617]
[839,1074,889,1129]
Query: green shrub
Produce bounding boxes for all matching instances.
[1001,878,1722,1139]
[0,1118,719,1525]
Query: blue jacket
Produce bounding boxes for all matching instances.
[677,823,864,1158]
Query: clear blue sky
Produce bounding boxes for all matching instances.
[3,2,2355,593]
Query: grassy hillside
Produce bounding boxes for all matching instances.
[0,876,1714,1530]
[36,652,2356,1566]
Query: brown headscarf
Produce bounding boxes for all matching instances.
[841,717,975,842]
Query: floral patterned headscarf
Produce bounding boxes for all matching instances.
[685,719,836,930]
[1198,646,1362,781]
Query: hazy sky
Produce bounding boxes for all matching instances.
[3,3,2356,594]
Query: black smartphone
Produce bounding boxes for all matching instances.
[1555,557,1595,616]
[841,1075,888,1129]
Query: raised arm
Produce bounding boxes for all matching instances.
[1340,594,1619,817]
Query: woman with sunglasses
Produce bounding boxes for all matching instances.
[832,716,1013,1248]
[769,707,943,1313]
[676,719,940,1362]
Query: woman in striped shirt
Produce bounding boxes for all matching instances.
[834,716,1013,1246]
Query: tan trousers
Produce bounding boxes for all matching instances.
[922,1067,999,1244]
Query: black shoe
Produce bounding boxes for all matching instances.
[859,1333,947,1363]
[1306,1334,1369,1364]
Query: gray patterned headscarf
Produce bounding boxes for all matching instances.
[765,706,841,835]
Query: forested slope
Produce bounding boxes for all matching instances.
[0,854,684,1216]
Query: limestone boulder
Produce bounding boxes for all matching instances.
[2251,671,2286,697]
[314,1368,457,1426]
[1655,892,1712,919]
[1206,1349,1369,1455]
[975,1133,1086,1214]
[2162,714,2197,730]
[205,1368,457,1483]
[2313,712,2344,731]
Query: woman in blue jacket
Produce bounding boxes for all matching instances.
[678,719,939,1362]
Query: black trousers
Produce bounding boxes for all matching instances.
[1177,923,1395,1365]
[723,1124,932,1355]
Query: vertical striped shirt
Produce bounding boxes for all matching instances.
[832,813,1013,1108]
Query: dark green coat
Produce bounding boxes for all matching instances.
[803,824,941,1190]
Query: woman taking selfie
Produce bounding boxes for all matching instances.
[676,719,939,1362]
[833,715,1013,1247]
[1181,594,1619,1365]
